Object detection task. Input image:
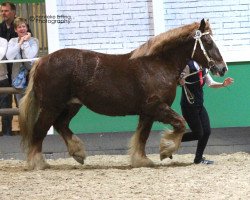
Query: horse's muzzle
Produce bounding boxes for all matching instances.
[221,66,228,76]
[210,65,227,77]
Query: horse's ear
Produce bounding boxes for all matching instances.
[199,18,206,32]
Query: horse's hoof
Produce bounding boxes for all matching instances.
[160,153,173,161]
[73,155,85,165]
[159,139,176,161]
[27,160,50,170]
[68,135,86,165]
[131,155,155,168]
[35,162,50,170]
[27,153,50,170]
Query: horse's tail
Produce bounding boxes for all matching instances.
[19,59,40,151]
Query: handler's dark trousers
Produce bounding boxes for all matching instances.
[181,104,211,162]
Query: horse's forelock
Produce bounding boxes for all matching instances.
[130,22,200,59]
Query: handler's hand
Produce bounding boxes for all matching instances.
[223,77,234,87]
[179,78,185,86]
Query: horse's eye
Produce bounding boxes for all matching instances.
[204,35,213,46]
[207,39,213,45]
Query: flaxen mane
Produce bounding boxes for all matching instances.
[130,22,210,59]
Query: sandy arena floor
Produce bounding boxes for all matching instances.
[0,152,249,200]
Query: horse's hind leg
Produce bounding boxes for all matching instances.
[27,109,58,170]
[53,104,86,165]
[155,104,186,160]
[129,115,154,167]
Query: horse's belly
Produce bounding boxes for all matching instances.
[86,104,136,116]
[83,97,138,116]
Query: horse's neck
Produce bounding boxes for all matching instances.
[166,41,193,75]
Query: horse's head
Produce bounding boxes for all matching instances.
[191,19,227,76]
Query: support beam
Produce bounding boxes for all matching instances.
[0,108,19,116]
[45,0,60,53]
[45,0,59,134]
[152,0,165,35]
[0,87,24,94]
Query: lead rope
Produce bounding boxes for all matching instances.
[183,84,194,104]
[182,67,206,104]
[182,64,209,104]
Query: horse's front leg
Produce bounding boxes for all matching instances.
[129,116,154,167]
[154,104,186,160]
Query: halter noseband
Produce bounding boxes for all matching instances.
[191,30,215,69]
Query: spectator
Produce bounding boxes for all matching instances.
[6,17,39,105]
[0,37,12,136]
[0,1,17,136]
[0,1,17,84]
[1,2,32,82]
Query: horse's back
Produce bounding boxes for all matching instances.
[38,48,131,78]
[33,48,143,114]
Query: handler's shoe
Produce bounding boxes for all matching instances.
[194,157,214,165]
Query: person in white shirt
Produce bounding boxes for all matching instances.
[0,36,12,136]
[6,17,39,105]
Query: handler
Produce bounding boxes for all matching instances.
[179,59,234,164]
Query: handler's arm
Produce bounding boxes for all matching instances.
[205,73,234,88]
[179,65,190,86]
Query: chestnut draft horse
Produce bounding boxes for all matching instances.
[19,19,227,170]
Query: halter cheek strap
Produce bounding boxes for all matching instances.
[191,30,214,68]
